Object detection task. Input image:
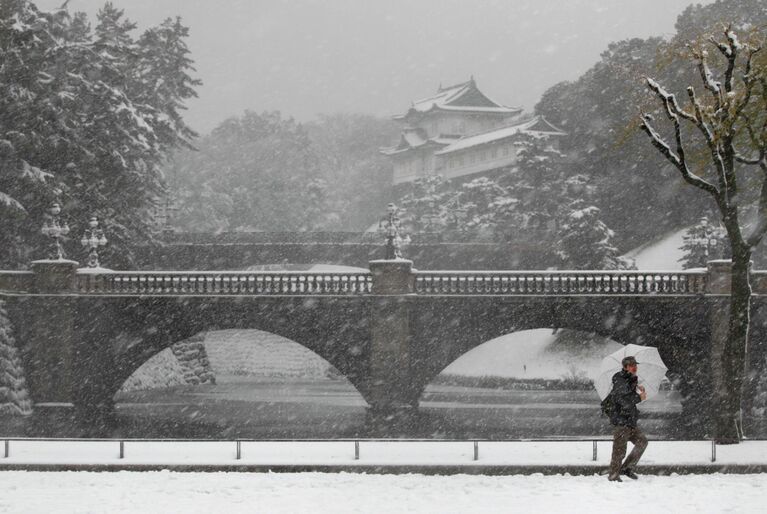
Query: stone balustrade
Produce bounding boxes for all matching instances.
[0,271,34,293]
[74,271,373,295]
[413,270,709,295]
[5,264,767,296]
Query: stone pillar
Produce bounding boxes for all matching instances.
[30,259,79,293]
[706,259,742,437]
[366,259,415,434]
[21,260,81,434]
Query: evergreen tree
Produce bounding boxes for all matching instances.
[0,1,200,268]
[306,113,398,231]
[506,135,567,240]
[0,300,32,415]
[397,175,452,234]
[135,16,201,150]
[558,199,632,269]
[679,217,728,269]
[169,111,325,232]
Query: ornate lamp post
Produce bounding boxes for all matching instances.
[690,217,719,261]
[379,203,403,260]
[80,216,108,268]
[40,202,70,260]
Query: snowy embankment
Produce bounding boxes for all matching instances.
[623,228,687,270]
[0,470,763,514]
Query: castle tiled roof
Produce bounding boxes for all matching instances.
[393,78,521,120]
[434,116,566,156]
[380,128,461,156]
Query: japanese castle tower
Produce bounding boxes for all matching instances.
[382,77,565,187]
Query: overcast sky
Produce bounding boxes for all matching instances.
[38,0,712,133]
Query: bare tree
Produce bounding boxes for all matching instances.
[640,28,766,443]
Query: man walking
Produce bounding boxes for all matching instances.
[607,356,648,482]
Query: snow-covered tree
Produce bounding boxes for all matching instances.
[507,135,566,237]
[679,216,729,269]
[640,28,767,442]
[397,175,453,234]
[169,111,326,232]
[557,199,632,270]
[0,1,200,267]
[0,300,32,416]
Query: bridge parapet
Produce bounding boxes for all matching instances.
[413,270,709,295]
[0,271,34,293]
[9,261,767,296]
[74,270,373,295]
[0,268,721,296]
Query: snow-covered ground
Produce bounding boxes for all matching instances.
[624,228,687,270]
[0,470,763,513]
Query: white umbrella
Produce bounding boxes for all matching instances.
[595,344,668,401]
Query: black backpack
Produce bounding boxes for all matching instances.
[600,392,615,417]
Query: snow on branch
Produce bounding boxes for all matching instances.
[0,192,26,213]
[641,77,720,197]
[692,48,723,105]
[640,113,718,197]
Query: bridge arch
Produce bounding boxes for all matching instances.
[69,295,374,420]
[413,327,685,438]
[113,328,369,437]
[406,296,709,435]
[117,328,368,400]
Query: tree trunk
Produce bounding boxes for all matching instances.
[716,248,751,443]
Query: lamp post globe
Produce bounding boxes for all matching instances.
[81,216,108,268]
[41,202,70,259]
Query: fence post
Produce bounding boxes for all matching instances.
[119,440,124,459]
[4,440,8,458]
[354,440,360,460]
[711,439,716,463]
[473,441,479,461]
[236,440,241,460]
[592,440,598,461]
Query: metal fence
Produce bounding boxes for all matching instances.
[0,437,722,463]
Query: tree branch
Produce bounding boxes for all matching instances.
[685,85,729,193]
[639,112,719,197]
[695,51,723,108]
[710,28,740,93]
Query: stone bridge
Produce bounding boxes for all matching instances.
[2,259,766,437]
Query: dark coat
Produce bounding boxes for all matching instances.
[608,369,642,427]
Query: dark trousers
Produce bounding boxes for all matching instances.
[609,425,648,477]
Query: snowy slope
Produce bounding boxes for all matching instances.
[623,228,687,270]
[443,329,621,380]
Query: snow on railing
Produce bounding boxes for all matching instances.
[0,269,716,296]
[75,271,373,295]
[413,270,708,295]
[0,271,34,293]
